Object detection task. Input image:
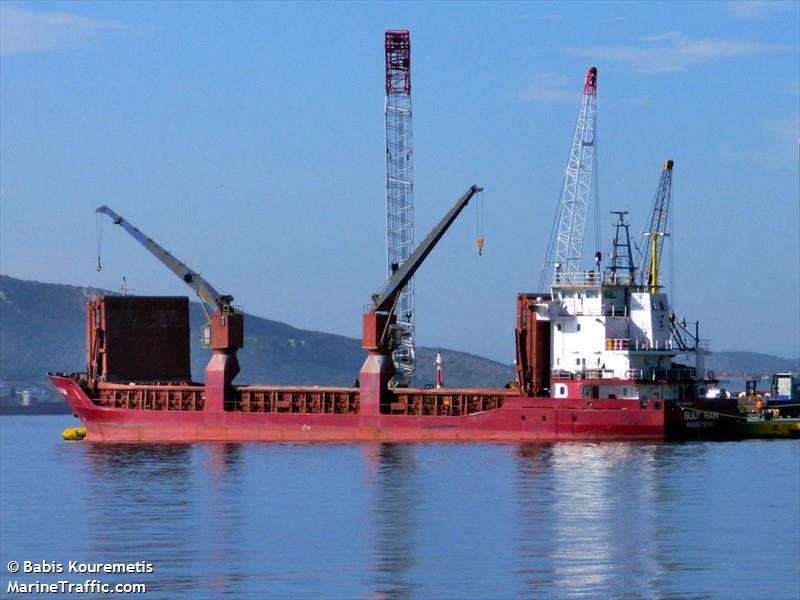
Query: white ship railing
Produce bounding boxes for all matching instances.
[556,306,630,317]
[605,337,677,351]
[551,271,603,285]
[604,337,710,353]
[623,368,697,382]
[552,271,640,286]
[551,367,697,382]
[552,368,617,380]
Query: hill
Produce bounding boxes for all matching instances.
[702,351,798,375]
[0,275,514,389]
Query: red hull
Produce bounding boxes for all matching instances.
[50,374,671,443]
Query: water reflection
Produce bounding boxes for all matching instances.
[513,442,720,599]
[197,444,246,598]
[83,444,197,595]
[513,443,558,597]
[82,443,246,598]
[3,417,795,600]
[365,444,421,600]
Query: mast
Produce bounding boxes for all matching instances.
[606,211,636,285]
[384,30,415,385]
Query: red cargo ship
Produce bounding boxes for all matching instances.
[49,187,737,442]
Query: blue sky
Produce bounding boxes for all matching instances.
[1,1,798,363]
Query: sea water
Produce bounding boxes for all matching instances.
[1,416,798,599]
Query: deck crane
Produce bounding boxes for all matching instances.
[635,161,701,356]
[640,160,674,293]
[636,160,694,353]
[360,185,483,415]
[95,206,243,411]
[539,66,599,290]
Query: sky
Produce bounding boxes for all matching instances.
[1,1,798,364]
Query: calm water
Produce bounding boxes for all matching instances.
[1,416,798,600]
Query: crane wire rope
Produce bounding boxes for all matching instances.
[95,212,104,272]
[476,188,485,255]
[537,175,566,292]
[670,183,676,306]
[593,115,601,265]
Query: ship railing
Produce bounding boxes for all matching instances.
[94,384,205,411]
[231,387,360,414]
[631,338,678,352]
[552,367,697,382]
[611,337,712,354]
[551,271,603,285]
[623,368,697,382]
[387,390,510,416]
[606,338,629,351]
[551,369,616,381]
[556,307,629,317]
[605,338,680,352]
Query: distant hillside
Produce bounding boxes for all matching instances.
[703,352,799,375]
[0,275,514,388]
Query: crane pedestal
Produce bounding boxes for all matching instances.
[204,310,244,412]
[358,352,394,417]
[359,311,395,416]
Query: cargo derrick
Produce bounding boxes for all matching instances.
[95,206,242,411]
[360,185,483,415]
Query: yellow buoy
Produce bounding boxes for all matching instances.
[62,427,87,441]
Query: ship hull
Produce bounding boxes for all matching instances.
[48,374,732,443]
